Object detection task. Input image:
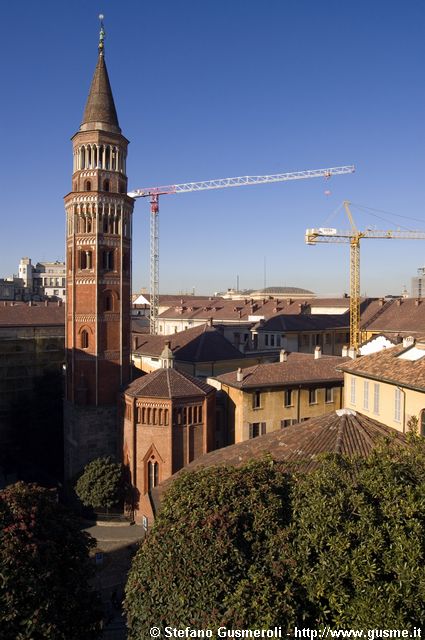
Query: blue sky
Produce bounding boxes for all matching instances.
[1,0,425,296]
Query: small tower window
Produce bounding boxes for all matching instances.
[105,293,113,312]
[80,250,92,270]
[81,330,89,349]
[85,180,92,192]
[148,459,159,491]
[103,179,110,192]
[102,250,114,271]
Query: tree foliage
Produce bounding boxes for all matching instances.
[0,482,101,640]
[75,456,124,510]
[125,438,425,635]
[125,460,302,637]
[291,440,425,629]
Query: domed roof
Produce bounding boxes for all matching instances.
[253,286,315,295]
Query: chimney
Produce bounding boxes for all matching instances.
[314,346,322,359]
[236,368,243,382]
[208,317,214,327]
[348,347,358,360]
[415,299,421,306]
[341,345,349,357]
[45,300,49,307]
[402,336,415,348]
[397,299,402,306]
[379,298,385,307]
[28,300,33,307]
[279,349,287,362]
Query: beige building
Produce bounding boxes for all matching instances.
[208,348,347,444]
[340,337,425,435]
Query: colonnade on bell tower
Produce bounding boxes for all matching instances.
[63,20,134,478]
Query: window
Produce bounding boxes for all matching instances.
[363,381,369,410]
[147,460,159,491]
[276,335,281,347]
[79,250,92,270]
[350,378,356,405]
[309,388,317,405]
[394,388,401,423]
[325,387,333,403]
[281,419,296,428]
[302,335,309,347]
[103,179,110,192]
[249,422,266,439]
[265,334,269,346]
[85,180,91,191]
[81,330,89,349]
[284,389,293,407]
[102,250,114,271]
[373,383,380,414]
[270,334,275,347]
[325,333,331,345]
[252,391,261,409]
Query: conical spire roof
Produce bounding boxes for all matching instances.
[80,50,121,134]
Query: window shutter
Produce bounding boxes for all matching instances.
[261,422,266,435]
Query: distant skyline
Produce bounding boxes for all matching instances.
[1,0,425,297]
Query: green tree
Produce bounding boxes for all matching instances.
[124,459,302,638]
[0,482,101,640]
[75,456,124,511]
[124,439,425,634]
[290,438,425,629]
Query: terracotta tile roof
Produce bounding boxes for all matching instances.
[362,298,425,334]
[125,367,214,399]
[0,302,65,327]
[134,324,243,362]
[157,297,380,324]
[214,353,348,389]
[255,313,349,332]
[150,410,407,511]
[339,342,425,391]
[187,410,406,470]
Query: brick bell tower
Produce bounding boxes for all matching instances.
[64,19,134,479]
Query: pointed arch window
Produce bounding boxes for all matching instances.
[148,459,159,491]
[81,330,89,349]
[103,179,110,192]
[85,180,92,192]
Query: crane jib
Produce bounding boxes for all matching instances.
[128,165,355,199]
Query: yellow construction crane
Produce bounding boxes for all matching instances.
[305,201,425,351]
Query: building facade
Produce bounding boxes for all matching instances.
[340,337,425,436]
[63,25,134,478]
[208,349,347,444]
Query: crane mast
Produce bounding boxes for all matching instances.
[130,165,355,334]
[305,201,425,351]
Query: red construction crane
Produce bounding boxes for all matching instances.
[129,165,355,334]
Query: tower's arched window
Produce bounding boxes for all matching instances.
[81,330,89,349]
[102,250,114,271]
[148,459,159,491]
[105,293,113,312]
[103,179,110,192]
[79,250,92,270]
[85,180,91,192]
